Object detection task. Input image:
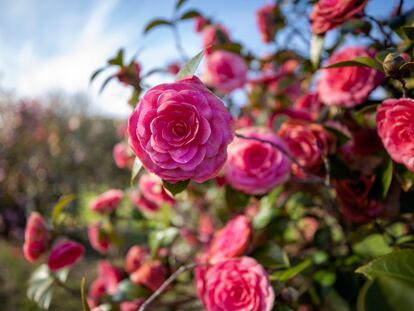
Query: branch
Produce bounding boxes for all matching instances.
[138,262,198,311]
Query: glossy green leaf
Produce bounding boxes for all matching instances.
[270,259,311,282]
[314,270,336,287]
[323,56,384,72]
[179,9,201,20]
[162,179,189,196]
[130,157,143,186]
[27,265,69,310]
[176,50,204,80]
[80,277,90,311]
[52,194,75,227]
[380,158,393,198]
[310,34,325,69]
[252,188,281,230]
[356,249,414,281]
[143,19,172,34]
[353,234,393,258]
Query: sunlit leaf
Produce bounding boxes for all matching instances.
[311,34,325,70]
[149,227,179,257]
[130,157,143,186]
[179,9,201,20]
[323,56,384,72]
[52,194,76,227]
[271,259,311,282]
[176,50,204,80]
[112,279,150,302]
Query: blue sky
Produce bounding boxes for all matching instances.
[0,0,403,117]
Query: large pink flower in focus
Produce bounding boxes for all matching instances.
[310,0,368,35]
[317,46,384,108]
[225,127,290,195]
[47,240,84,271]
[196,257,275,311]
[207,215,251,263]
[204,50,248,94]
[23,212,49,263]
[376,98,414,172]
[128,76,233,183]
[90,189,124,214]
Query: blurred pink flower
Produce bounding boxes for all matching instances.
[47,240,84,271]
[124,245,149,274]
[88,223,111,254]
[130,260,167,292]
[113,142,135,169]
[90,189,124,214]
[23,212,49,263]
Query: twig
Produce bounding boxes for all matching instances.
[53,275,79,298]
[138,262,198,311]
[364,14,393,47]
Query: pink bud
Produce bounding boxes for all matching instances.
[124,245,149,274]
[47,240,84,271]
[23,212,49,263]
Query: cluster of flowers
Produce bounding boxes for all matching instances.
[21,0,414,310]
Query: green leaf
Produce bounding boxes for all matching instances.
[225,185,249,211]
[143,19,172,34]
[251,242,290,268]
[176,50,204,80]
[270,259,311,282]
[376,49,398,63]
[323,56,384,73]
[356,249,414,281]
[89,67,107,83]
[162,179,189,196]
[80,277,90,311]
[353,234,393,259]
[310,34,325,70]
[112,279,150,302]
[380,158,393,199]
[52,194,76,227]
[252,188,281,230]
[356,250,414,311]
[130,157,143,186]
[402,26,414,41]
[179,9,201,20]
[314,270,336,287]
[149,227,179,257]
[324,125,351,147]
[175,0,188,10]
[27,265,69,310]
[107,49,124,66]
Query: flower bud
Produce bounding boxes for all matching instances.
[383,52,406,77]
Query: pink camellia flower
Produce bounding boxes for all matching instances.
[196,257,275,311]
[195,16,209,33]
[88,223,111,254]
[256,4,278,43]
[225,127,290,195]
[279,119,334,176]
[198,212,215,243]
[130,260,167,292]
[294,92,323,120]
[113,142,135,169]
[335,176,384,223]
[202,24,231,53]
[120,299,144,311]
[376,98,414,172]
[207,215,251,263]
[88,278,106,308]
[98,260,123,295]
[47,240,84,271]
[124,245,149,274]
[90,189,124,214]
[310,0,368,35]
[317,46,384,108]
[204,50,248,94]
[23,212,49,263]
[140,174,175,206]
[127,76,233,183]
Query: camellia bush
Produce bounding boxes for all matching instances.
[21,0,414,310]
